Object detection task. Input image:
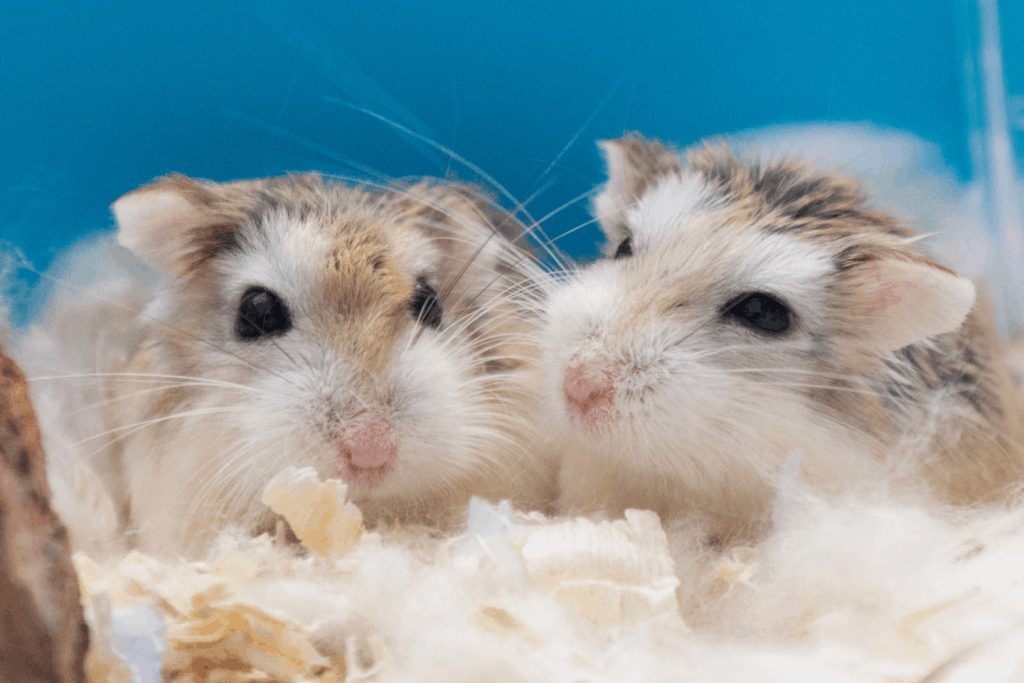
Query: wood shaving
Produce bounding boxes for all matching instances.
[517,509,683,627]
[261,467,364,560]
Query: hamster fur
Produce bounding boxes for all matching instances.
[28,173,550,557]
[542,134,1024,543]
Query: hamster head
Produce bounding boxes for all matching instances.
[545,134,978,527]
[110,173,542,551]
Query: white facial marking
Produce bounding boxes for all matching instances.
[732,231,835,304]
[625,173,722,242]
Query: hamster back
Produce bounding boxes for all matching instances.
[55,172,547,555]
[543,134,1024,541]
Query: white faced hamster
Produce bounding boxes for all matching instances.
[48,172,548,556]
[542,134,1024,542]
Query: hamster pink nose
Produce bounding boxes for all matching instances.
[563,359,618,428]
[337,416,397,485]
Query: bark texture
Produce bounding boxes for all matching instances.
[0,344,87,683]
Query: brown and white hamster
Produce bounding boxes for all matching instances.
[542,134,1024,542]
[44,172,548,556]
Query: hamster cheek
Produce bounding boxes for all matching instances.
[230,374,322,466]
[214,352,351,484]
[383,335,497,496]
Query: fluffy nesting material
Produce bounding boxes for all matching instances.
[74,467,1024,683]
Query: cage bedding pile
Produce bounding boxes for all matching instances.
[72,464,1024,683]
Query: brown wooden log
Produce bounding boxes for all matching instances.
[0,344,87,683]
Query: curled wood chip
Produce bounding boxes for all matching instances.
[165,603,316,682]
[261,467,364,559]
[518,509,682,627]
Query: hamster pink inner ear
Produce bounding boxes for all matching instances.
[850,254,977,353]
[112,186,209,275]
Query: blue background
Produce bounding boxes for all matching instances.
[3,0,1022,290]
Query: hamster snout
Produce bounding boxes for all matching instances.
[336,415,398,486]
[563,357,618,428]
[543,133,1024,541]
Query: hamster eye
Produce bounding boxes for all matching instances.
[235,287,292,339]
[409,276,443,329]
[613,236,633,259]
[725,293,791,334]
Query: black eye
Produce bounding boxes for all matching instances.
[235,287,292,339]
[410,276,443,329]
[613,236,633,259]
[725,293,791,334]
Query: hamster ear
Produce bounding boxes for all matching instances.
[593,134,682,240]
[849,253,976,352]
[112,175,234,276]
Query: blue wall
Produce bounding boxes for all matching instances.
[2,0,1009,283]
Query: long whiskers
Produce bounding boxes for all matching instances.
[326,99,567,271]
[64,380,276,419]
[27,371,276,394]
[59,405,249,461]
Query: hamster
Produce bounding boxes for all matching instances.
[34,172,549,556]
[541,133,1024,543]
